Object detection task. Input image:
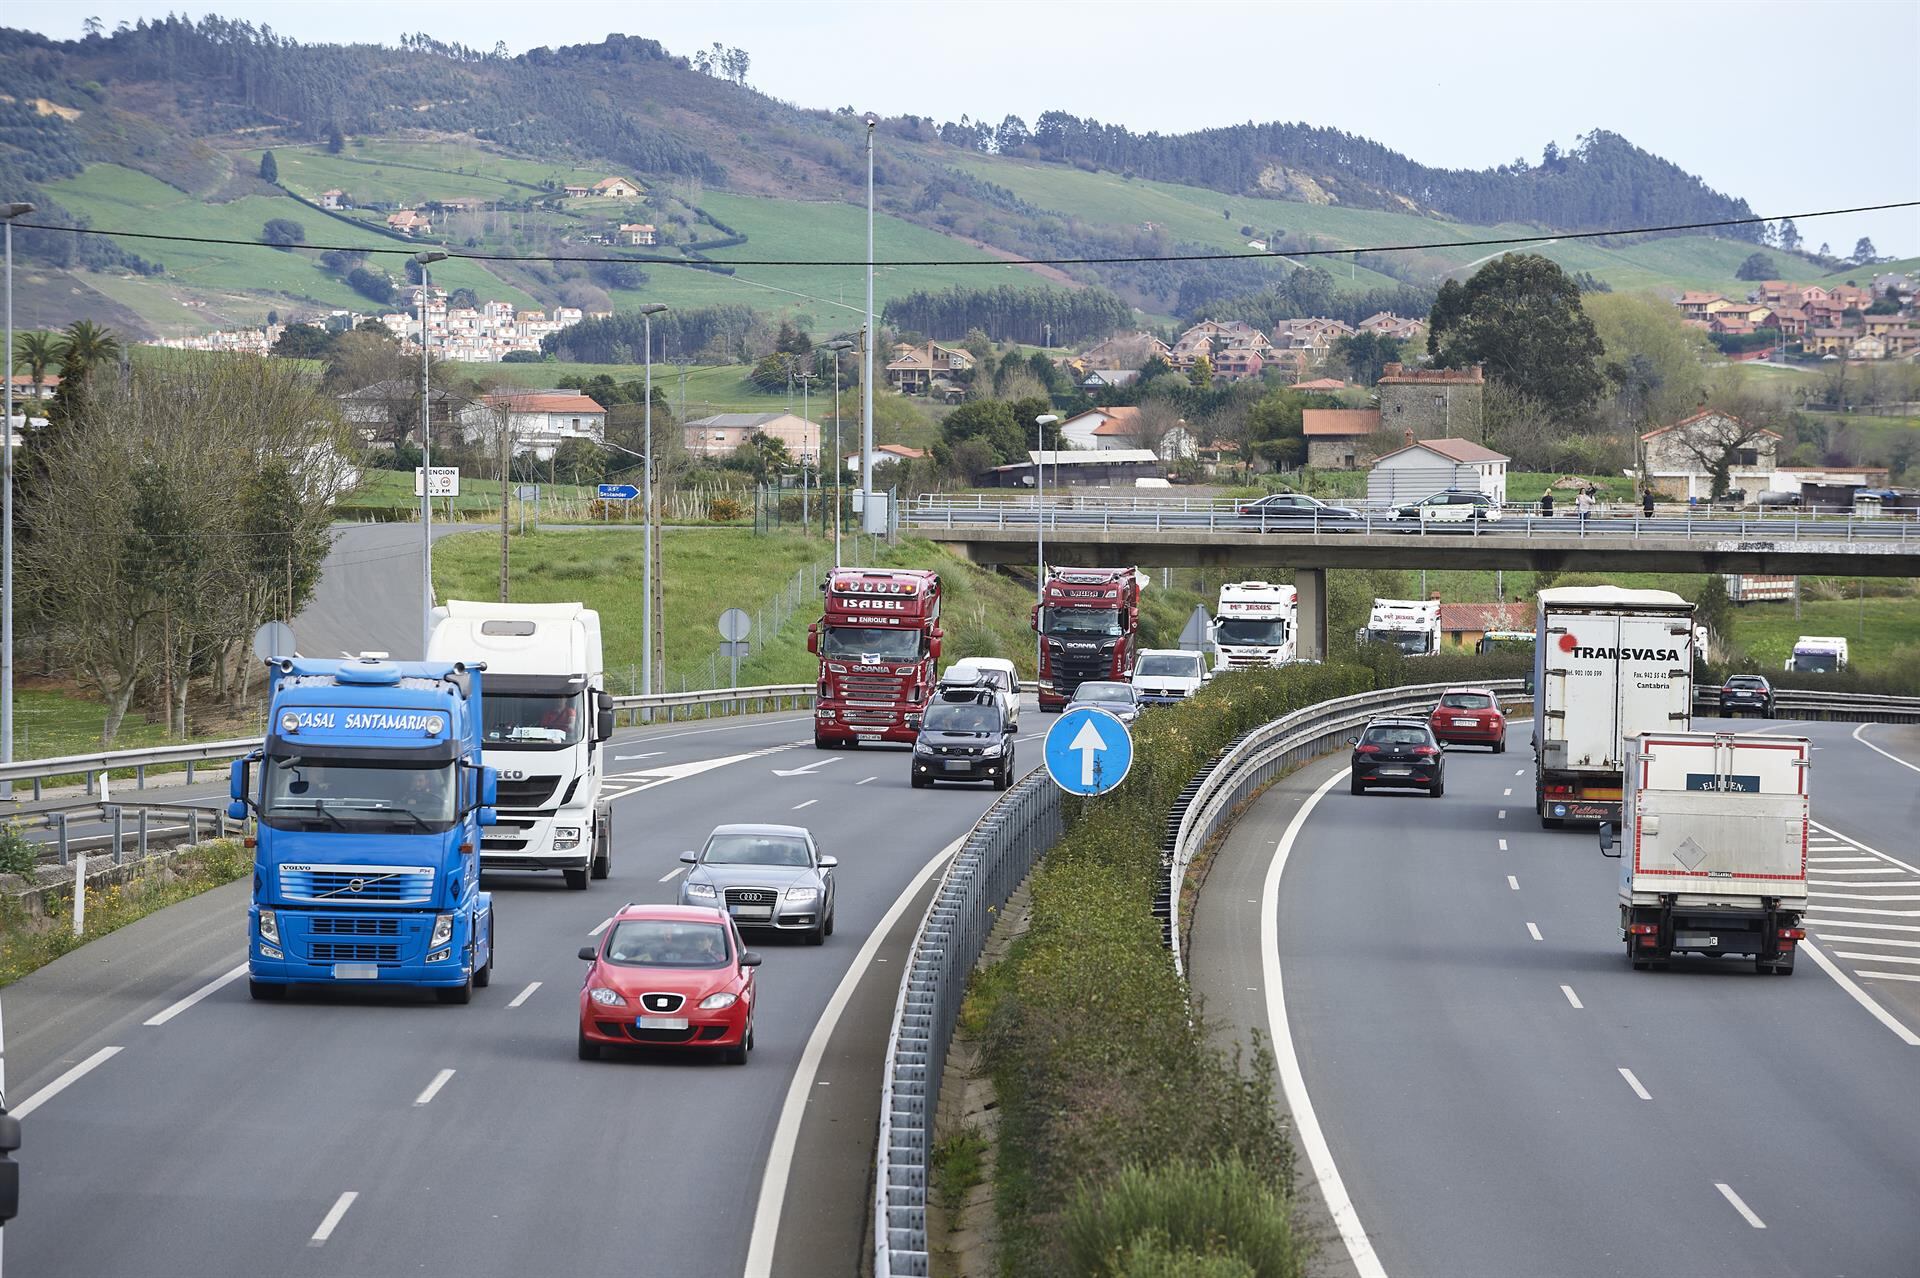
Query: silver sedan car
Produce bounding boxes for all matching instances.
[678,823,837,945]
[1068,680,1142,725]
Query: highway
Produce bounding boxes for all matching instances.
[5,705,1047,1276]
[1190,714,1920,1277]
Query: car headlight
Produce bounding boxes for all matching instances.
[430,913,453,948]
[685,881,717,899]
[786,886,819,900]
[553,826,582,850]
[588,987,626,1006]
[699,991,739,1010]
[258,909,279,945]
[979,742,1003,756]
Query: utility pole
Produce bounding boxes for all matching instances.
[638,303,668,699]
[824,338,855,567]
[798,370,815,536]
[862,112,878,532]
[1,201,34,797]
[498,411,511,603]
[413,249,447,658]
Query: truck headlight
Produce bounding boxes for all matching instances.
[699,991,739,1010]
[588,987,627,1006]
[553,826,582,850]
[430,913,454,948]
[258,909,279,944]
[685,881,717,899]
[785,886,819,901]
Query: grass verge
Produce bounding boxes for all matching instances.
[0,839,251,987]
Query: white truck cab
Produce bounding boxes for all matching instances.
[1785,635,1848,674]
[1212,581,1298,670]
[428,601,613,890]
[939,657,1021,729]
[1358,599,1441,657]
[1132,648,1209,705]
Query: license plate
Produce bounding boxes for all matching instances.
[332,963,378,980]
[1379,766,1411,776]
[1676,934,1719,948]
[944,760,972,771]
[730,905,771,920]
[637,1015,688,1030]
[1451,717,1476,726]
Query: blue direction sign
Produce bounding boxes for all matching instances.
[1043,706,1133,796]
[597,483,640,501]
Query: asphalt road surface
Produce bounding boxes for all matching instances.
[1190,714,1920,1278]
[6,705,1051,1276]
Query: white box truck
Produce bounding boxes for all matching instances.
[1533,586,1695,827]
[428,601,615,890]
[1600,731,1809,974]
[1212,581,1298,669]
[1357,598,1441,657]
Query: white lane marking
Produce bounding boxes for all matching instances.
[1560,985,1583,1009]
[144,961,249,1026]
[507,981,541,1008]
[309,1191,358,1246]
[616,744,804,788]
[614,751,665,762]
[588,917,612,937]
[1258,767,1389,1278]
[1507,875,1519,890]
[1809,906,1920,918]
[1835,951,1920,967]
[1813,820,1920,875]
[1807,918,1920,934]
[621,714,810,744]
[1715,1183,1766,1229]
[1814,892,1920,901]
[1498,838,1508,852]
[1618,1068,1651,1100]
[857,776,877,785]
[1810,866,1907,874]
[1514,769,1524,776]
[1820,935,1920,949]
[659,866,686,882]
[11,1046,123,1119]
[1497,809,1507,820]
[414,1068,455,1106]
[1801,941,1920,1045]
[771,756,843,778]
[1808,857,1880,864]
[792,799,818,810]
[1526,922,1542,941]
[1503,788,1512,797]
[743,832,968,1278]
[1853,722,1920,776]
[1860,971,1920,983]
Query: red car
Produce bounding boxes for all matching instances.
[1428,687,1507,752]
[577,904,760,1064]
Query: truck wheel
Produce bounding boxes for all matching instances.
[437,973,474,1005]
[578,1029,600,1062]
[814,733,832,750]
[591,808,613,880]
[249,979,287,1001]
[564,868,589,891]
[473,916,494,988]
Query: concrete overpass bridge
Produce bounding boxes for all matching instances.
[906,498,1920,658]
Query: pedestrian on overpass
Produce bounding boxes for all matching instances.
[1539,490,1554,518]
[1642,489,1655,519]
[1576,487,1593,520]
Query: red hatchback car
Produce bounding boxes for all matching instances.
[1429,687,1507,752]
[577,904,761,1064]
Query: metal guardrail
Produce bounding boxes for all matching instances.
[873,766,1060,1278]
[0,684,818,800]
[25,800,236,869]
[1695,686,1920,722]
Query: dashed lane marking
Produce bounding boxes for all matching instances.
[1618,1068,1651,1101]
[507,981,541,1008]
[1715,1183,1765,1229]
[310,1192,358,1246]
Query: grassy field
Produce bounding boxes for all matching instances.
[10,685,186,760]
[455,360,799,414]
[343,468,604,515]
[260,142,608,207]
[1727,592,1920,672]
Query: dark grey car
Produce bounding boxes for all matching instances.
[678,823,837,945]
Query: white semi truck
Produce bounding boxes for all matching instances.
[1212,581,1298,669]
[1357,598,1441,657]
[1600,731,1809,974]
[1533,586,1696,827]
[428,601,615,890]
[1784,635,1849,674]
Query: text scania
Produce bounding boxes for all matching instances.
[1572,646,1682,661]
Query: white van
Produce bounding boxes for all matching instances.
[939,658,1021,729]
[1131,648,1210,706]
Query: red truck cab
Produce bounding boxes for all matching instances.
[808,568,943,748]
[1032,567,1144,712]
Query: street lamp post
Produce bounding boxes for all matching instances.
[638,303,668,699]
[1034,414,1059,605]
[413,250,447,658]
[862,113,878,533]
[824,338,855,567]
[797,370,815,534]
[2,201,34,792]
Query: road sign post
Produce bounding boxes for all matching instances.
[1043,706,1133,797]
[718,608,752,688]
[597,483,640,502]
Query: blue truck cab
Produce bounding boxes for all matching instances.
[232,656,499,1003]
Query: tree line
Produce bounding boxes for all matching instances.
[882,285,1134,345]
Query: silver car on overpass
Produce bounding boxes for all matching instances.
[678,823,838,945]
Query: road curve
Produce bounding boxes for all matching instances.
[1190,716,1920,1277]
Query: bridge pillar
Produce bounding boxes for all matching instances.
[1296,568,1328,662]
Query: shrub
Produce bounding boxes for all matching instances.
[0,821,35,877]
[705,495,749,522]
[1063,1159,1306,1278]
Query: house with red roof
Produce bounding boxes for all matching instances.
[464,391,608,461]
[1438,602,1534,650]
[1302,408,1380,470]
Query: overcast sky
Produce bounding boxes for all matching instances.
[10,0,1917,256]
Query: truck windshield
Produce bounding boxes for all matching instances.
[820,625,924,661]
[1214,618,1289,646]
[923,702,1002,733]
[263,755,455,831]
[1791,652,1838,673]
[1136,654,1201,678]
[1045,609,1122,637]
[1365,628,1434,656]
[482,693,584,748]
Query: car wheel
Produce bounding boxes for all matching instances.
[1429,778,1445,798]
[1350,776,1365,796]
[578,1029,600,1062]
[1494,736,1506,754]
[807,917,826,946]
[248,979,287,1001]
[824,907,835,938]
[564,868,589,891]
[722,1033,749,1066]
[473,916,494,988]
[437,973,474,1005]
[994,753,1014,790]
[911,772,929,789]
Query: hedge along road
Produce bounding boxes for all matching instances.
[4,702,1052,1276]
[1188,716,1920,1278]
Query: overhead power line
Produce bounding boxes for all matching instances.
[16,201,1915,270]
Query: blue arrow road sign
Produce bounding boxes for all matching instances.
[597,483,640,500]
[1043,706,1133,797]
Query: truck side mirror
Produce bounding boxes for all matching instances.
[228,757,252,820]
[807,623,820,655]
[1030,604,1040,632]
[930,634,943,661]
[473,765,499,826]
[595,690,615,743]
[1598,822,1621,858]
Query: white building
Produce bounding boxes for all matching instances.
[462,391,608,461]
[1366,437,1510,507]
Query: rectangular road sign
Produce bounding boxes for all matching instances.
[597,483,640,501]
[414,467,460,498]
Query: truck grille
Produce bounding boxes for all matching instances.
[280,865,434,905]
[724,887,777,908]
[309,942,400,963]
[838,678,903,699]
[310,917,401,936]
[1053,653,1113,684]
[494,774,561,808]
